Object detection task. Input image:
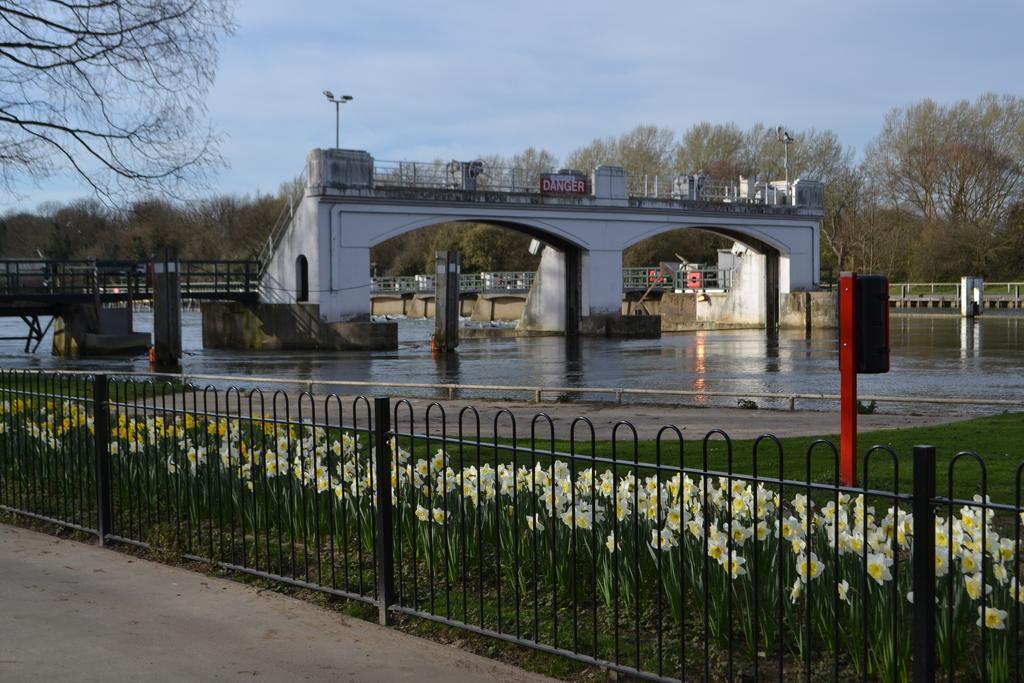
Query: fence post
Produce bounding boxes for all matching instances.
[92,374,113,545]
[373,396,395,626]
[912,444,937,682]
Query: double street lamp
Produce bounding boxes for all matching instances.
[323,91,353,149]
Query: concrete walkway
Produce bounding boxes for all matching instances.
[0,524,554,682]
[136,390,964,441]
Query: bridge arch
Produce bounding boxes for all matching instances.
[619,221,789,256]
[617,222,796,331]
[362,215,587,333]
[360,214,590,252]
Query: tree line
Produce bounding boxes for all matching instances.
[3,93,1023,281]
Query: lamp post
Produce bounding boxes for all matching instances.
[323,91,353,149]
[776,125,794,189]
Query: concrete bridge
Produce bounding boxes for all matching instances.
[208,148,826,350]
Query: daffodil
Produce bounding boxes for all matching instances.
[964,573,992,600]
[977,606,1008,630]
[866,552,893,586]
[796,552,824,583]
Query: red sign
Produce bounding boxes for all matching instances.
[540,174,589,195]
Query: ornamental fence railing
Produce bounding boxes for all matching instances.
[1,369,1021,682]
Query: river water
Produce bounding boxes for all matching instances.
[0,312,1020,415]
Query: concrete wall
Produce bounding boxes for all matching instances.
[202,301,396,351]
[780,291,838,329]
[581,314,660,338]
[370,295,408,317]
[407,295,434,319]
[469,294,525,322]
[260,186,324,310]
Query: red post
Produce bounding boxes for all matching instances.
[839,272,857,486]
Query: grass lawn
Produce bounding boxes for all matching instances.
[0,372,184,401]
[514,411,1024,505]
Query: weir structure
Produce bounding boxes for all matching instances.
[242,148,827,349]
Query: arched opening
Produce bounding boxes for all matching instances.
[295,254,309,302]
[369,219,583,334]
[620,226,783,331]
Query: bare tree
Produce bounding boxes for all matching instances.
[0,0,235,202]
[865,94,1024,226]
[675,121,751,179]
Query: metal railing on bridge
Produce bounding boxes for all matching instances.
[372,271,536,295]
[373,160,545,194]
[371,159,811,208]
[371,267,731,295]
[0,259,259,303]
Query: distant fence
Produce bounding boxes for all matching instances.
[890,282,1024,311]
[2,369,1023,681]
[370,266,730,295]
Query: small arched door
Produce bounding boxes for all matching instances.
[295,255,309,302]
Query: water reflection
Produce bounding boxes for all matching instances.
[764,334,780,373]
[563,337,583,384]
[691,331,707,397]
[433,350,461,385]
[959,318,981,360]
[0,312,1021,413]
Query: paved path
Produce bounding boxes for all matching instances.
[133,390,963,441]
[0,524,554,682]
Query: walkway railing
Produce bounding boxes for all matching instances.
[890,282,1024,297]
[372,271,536,295]
[371,160,812,208]
[1,368,1019,682]
[0,259,259,301]
[373,160,544,194]
[371,267,731,295]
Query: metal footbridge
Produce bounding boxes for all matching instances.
[0,259,259,350]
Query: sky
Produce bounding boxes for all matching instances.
[6,0,1024,211]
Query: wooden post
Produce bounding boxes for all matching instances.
[839,272,857,485]
[433,251,459,352]
[152,248,182,373]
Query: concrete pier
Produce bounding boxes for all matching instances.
[52,304,150,358]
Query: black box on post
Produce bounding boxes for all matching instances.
[855,274,889,374]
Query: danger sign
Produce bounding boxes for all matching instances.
[540,174,589,195]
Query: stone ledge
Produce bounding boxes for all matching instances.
[581,314,661,338]
[202,302,397,351]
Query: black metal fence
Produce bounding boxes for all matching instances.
[0,369,1020,682]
